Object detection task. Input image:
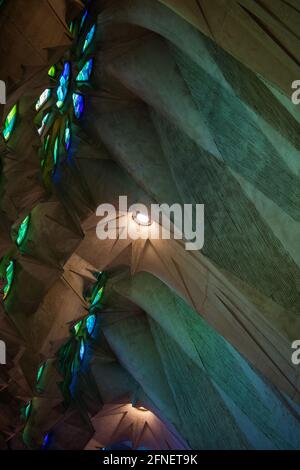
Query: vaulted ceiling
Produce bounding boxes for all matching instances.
[0,0,299,450]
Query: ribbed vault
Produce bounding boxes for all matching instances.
[0,0,299,450]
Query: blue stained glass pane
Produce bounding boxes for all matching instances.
[80,10,88,30]
[86,314,96,335]
[83,24,96,53]
[79,339,85,361]
[65,123,71,151]
[42,433,50,449]
[56,62,71,109]
[72,93,84,119]
[76,58,93,82]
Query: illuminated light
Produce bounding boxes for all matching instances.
[86,314,96,335]
[3,260,14,300]
[56,62,71,109]
[69,21,74,34]
[76,58,93,82]
[48,65,56,78]
[35,89,51,111]
[73,320,82,335]
[72,93,84,118]
[79,339,85,361]
[38,113,50,135]
[2,104,17,142]
[136,406,148,412]
[82,24,96,53]
[36,362,46,384]
[64,121,71,151]
[16,215,30,247]
[53,136,59,165]
[133,211,151,226]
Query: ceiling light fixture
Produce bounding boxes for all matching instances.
[133,211,152,226]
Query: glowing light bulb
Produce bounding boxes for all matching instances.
[133,211,151,226]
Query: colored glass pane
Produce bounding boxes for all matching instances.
[53,136,59,165]
[48,65,56,77]
[72,93,84,118]
[38,113,50,135]
[3,104,17,142]
[82,24,96,53]
[16,215,30,247]
[35,89,51,111]
[86,314,96,335]
[36,363,45,384]
[79,339,85,361]
[64,121,71,150]
[56,62,70,109]
[76,58,93,82]
[3,260,14,300]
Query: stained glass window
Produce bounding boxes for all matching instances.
[53,136,59,165]
[44,134,50,152]
[91,285,104,307]
[76,59,93,82]
[80,10,88,31]
[56,62,71,109]
[72,93,84,118]
[38,113,50,135]
[25,401,32,419]
[73,320,82,335]
[42,433,50,449]
[86,314,96,335]
[3,104,17,142]
[36,363,46,384]
[3,260,14,300]
[64,121,71,151]
[79,339,85,361]
[82,24,96,53]
[16,215,30,247]
[48,65,56,78]
[35,89,51,111]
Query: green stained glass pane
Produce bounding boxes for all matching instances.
[91,286,104,306]
[3,104,17,142]
[25,401,31,419]
[76,58,93,82]
[69,21,74,34]
[73,320,82,335]
[44,134,50,152]
[3,260,14,300]
[53,137,59,165]
[36,363,45,384]
[16,215,30,247]
[48,65,56,78]
[35,89,51,111]
[82,24,96,53]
